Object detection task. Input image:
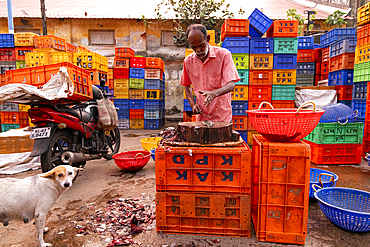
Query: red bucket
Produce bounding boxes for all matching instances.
[112,150,151,172]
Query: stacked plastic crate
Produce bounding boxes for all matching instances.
[74,51,108,88]
[297,36,316,86]
[14,33,37,69]
[0,34,15,83]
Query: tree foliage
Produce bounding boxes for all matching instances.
[142,0,244,47]
[286,8,316,35]
[324,10,348,28]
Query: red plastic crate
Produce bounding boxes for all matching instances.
[146,57,164,71]
[363,139,370,158]
[145,68,163,80]
[113,68,129,79]
[0,74,5,86]
[130,57,146,68]
[357,23,370,46]
[320,74,328,80]
[303,140,362,165]
[115,47,135,58]
[0,48,16,61]
[108,78,114,89]
[66,43,77,53]
[156,192,251,238]
[221,19,250,41]
[249,70,273,85]
[129,109,144,119]
[321,61,329,74]
[266,20,299,38]
[335,85,353,101]
[114,58,130,68]
[322,47,330,62]
[248,85,272,102]
[33,35,66,51]
[252,135,310,245]
[232,115,248,130]
[248,101,272,111]
[329,53,355,72]
[15,47,33,60]
[271,100,295,108]
[314,74,321,86]
[1,112,20,124]
[314,48,322,62]
[315,62,321,75]
[297,49,316,62]
[19,112,29,125]
[155,142,252,194]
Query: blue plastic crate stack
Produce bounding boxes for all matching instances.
[296,36,316,86]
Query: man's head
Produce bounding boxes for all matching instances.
[186,24,210,61]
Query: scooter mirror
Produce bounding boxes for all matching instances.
[100,79,106,88]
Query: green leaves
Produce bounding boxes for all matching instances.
[325,10,348,28]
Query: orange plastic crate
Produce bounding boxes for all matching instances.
[129,109,144,119]
[246,116,255,131]
[335,85,353,101]
[145,68,163,80]
[303,140,362,165]
[1,112,20,124]
[114,58,130,68]
[0,135,34,154]
[271,100,295,108]
[252,135,310,245]
[130,57,146,68]
[248,101,272,111]
[329,53,355,72]
[221,19,250,41]
[248,85,272,102]
[322,47,330,62]
[14,33,38,46]
[115,47,135,58]
[88,69,107,85]
[321,61,329,74]
[5,68,32,85]
[19,112,29,125]
[66,43,77,53]
[249,70,273,85]
[33,35,66,51]
[128,89,144,99]
[357,24,370,46]
[266,20,299,38]
[320,74,328,80]
[232,115,248,130]
[15,47,33,60]
[146,57,164,71]
[0,74,6,86]
[156,192,251,238]
[297,49,316,62]
[155,141,252,194]
[108,79,114,89]
[30,66,46,88]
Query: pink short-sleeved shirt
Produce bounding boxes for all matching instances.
[180,45,240,123]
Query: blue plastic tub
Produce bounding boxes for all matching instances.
[320,103,357,123]
[329,37,357,58]
[328,70,354,86]
[353,81,368,100]
[273,54,297,69]
[249,38,274,54]
[248,8,273,35]
[314,187,370,232]
[309,168,338,198]
[297,62,315,74]
[338,100,352,108]
[222,37,249,53]
[231,101,248,115]
[150,148,156,161]
[298,36,314,50]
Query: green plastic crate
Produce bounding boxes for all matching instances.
[296,74,314,87]
[353,62,370,83]
[1,124,20,132]
[271,85,295,100]
[304,122,364,144]
[129,78,144,89]
[232,53,249,69]
[236,69,249,85]
[16,60,26,69]
[274,38,298,54]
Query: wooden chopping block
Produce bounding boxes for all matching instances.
[177,121,233,144]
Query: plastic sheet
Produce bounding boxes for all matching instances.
[0,152,40,174]
[295,89,337,110]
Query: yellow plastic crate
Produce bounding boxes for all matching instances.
[33,48,58,52]
[114,88,129,99]
[207,30,216,44]
[25,52,50,67]
[129,89,144,99]
[247,130,259,145]
[144,89,163,100]
[130,119,144,129]
[231,85,248,101]
[355,44,370,64]
[19,104,31,112]
[114,79,129,90]
[48,52,73,64]
[185,49,193,58]
[183,87,196,99]
[73,52,108,72]
[358,3,370,26]
[249,54,274,70]
[14,33,38,46]
[108,68,114,80]
[272,69,297,85]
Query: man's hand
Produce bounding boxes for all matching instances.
[192,103,202,114]
[199,90,217,107]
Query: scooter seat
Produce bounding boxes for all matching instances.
[63,107,91,123]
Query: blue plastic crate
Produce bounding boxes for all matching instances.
[231,100,248,115]
[144,119,164,129]
[144,79,164,90]
[163,72,165,82]
[249,38,274,54]
[338,100,352,108]
[114,99,130,110]
[0,34,14,48]
[183,99,194,111]
[249,25,263,38]
[144,109,163,119]
[298,36,314,50]
[352,100,367,119]
[237,69,249,85]
[353,82,368,100]
[144,99,163,110]
[314,44,320,49]
[297,62,316,74]
[96,85,109,92]
[129,99,144,109]
[320,28,356,47]
[221,37,250,53]
[238,130,248,143]
[129,68,145,79]
[329,37,357,58]
[117,109,129,119]
[272,85,296,100]
[248,8,273,35]
[273,54,297,69]
[328,70,354,86]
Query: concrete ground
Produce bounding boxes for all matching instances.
[0,117,370,247]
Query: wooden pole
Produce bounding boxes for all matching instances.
[40,0,47,35]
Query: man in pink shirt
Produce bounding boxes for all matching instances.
[180,24,240,123]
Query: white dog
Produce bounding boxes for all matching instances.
[0,165,77,247]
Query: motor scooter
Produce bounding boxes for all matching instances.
[28,80,120,174]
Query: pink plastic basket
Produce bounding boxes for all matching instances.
[112,151,151,172]
[246,101,325,142]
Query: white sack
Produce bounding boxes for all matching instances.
[0,67,73,105]
[295,89,337,110]
[0,152,40,174]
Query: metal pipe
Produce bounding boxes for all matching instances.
[6,0,14,34]
[61,151,101,164]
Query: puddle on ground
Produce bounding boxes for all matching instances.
[122,134,142,137]
[122,133,161,138]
